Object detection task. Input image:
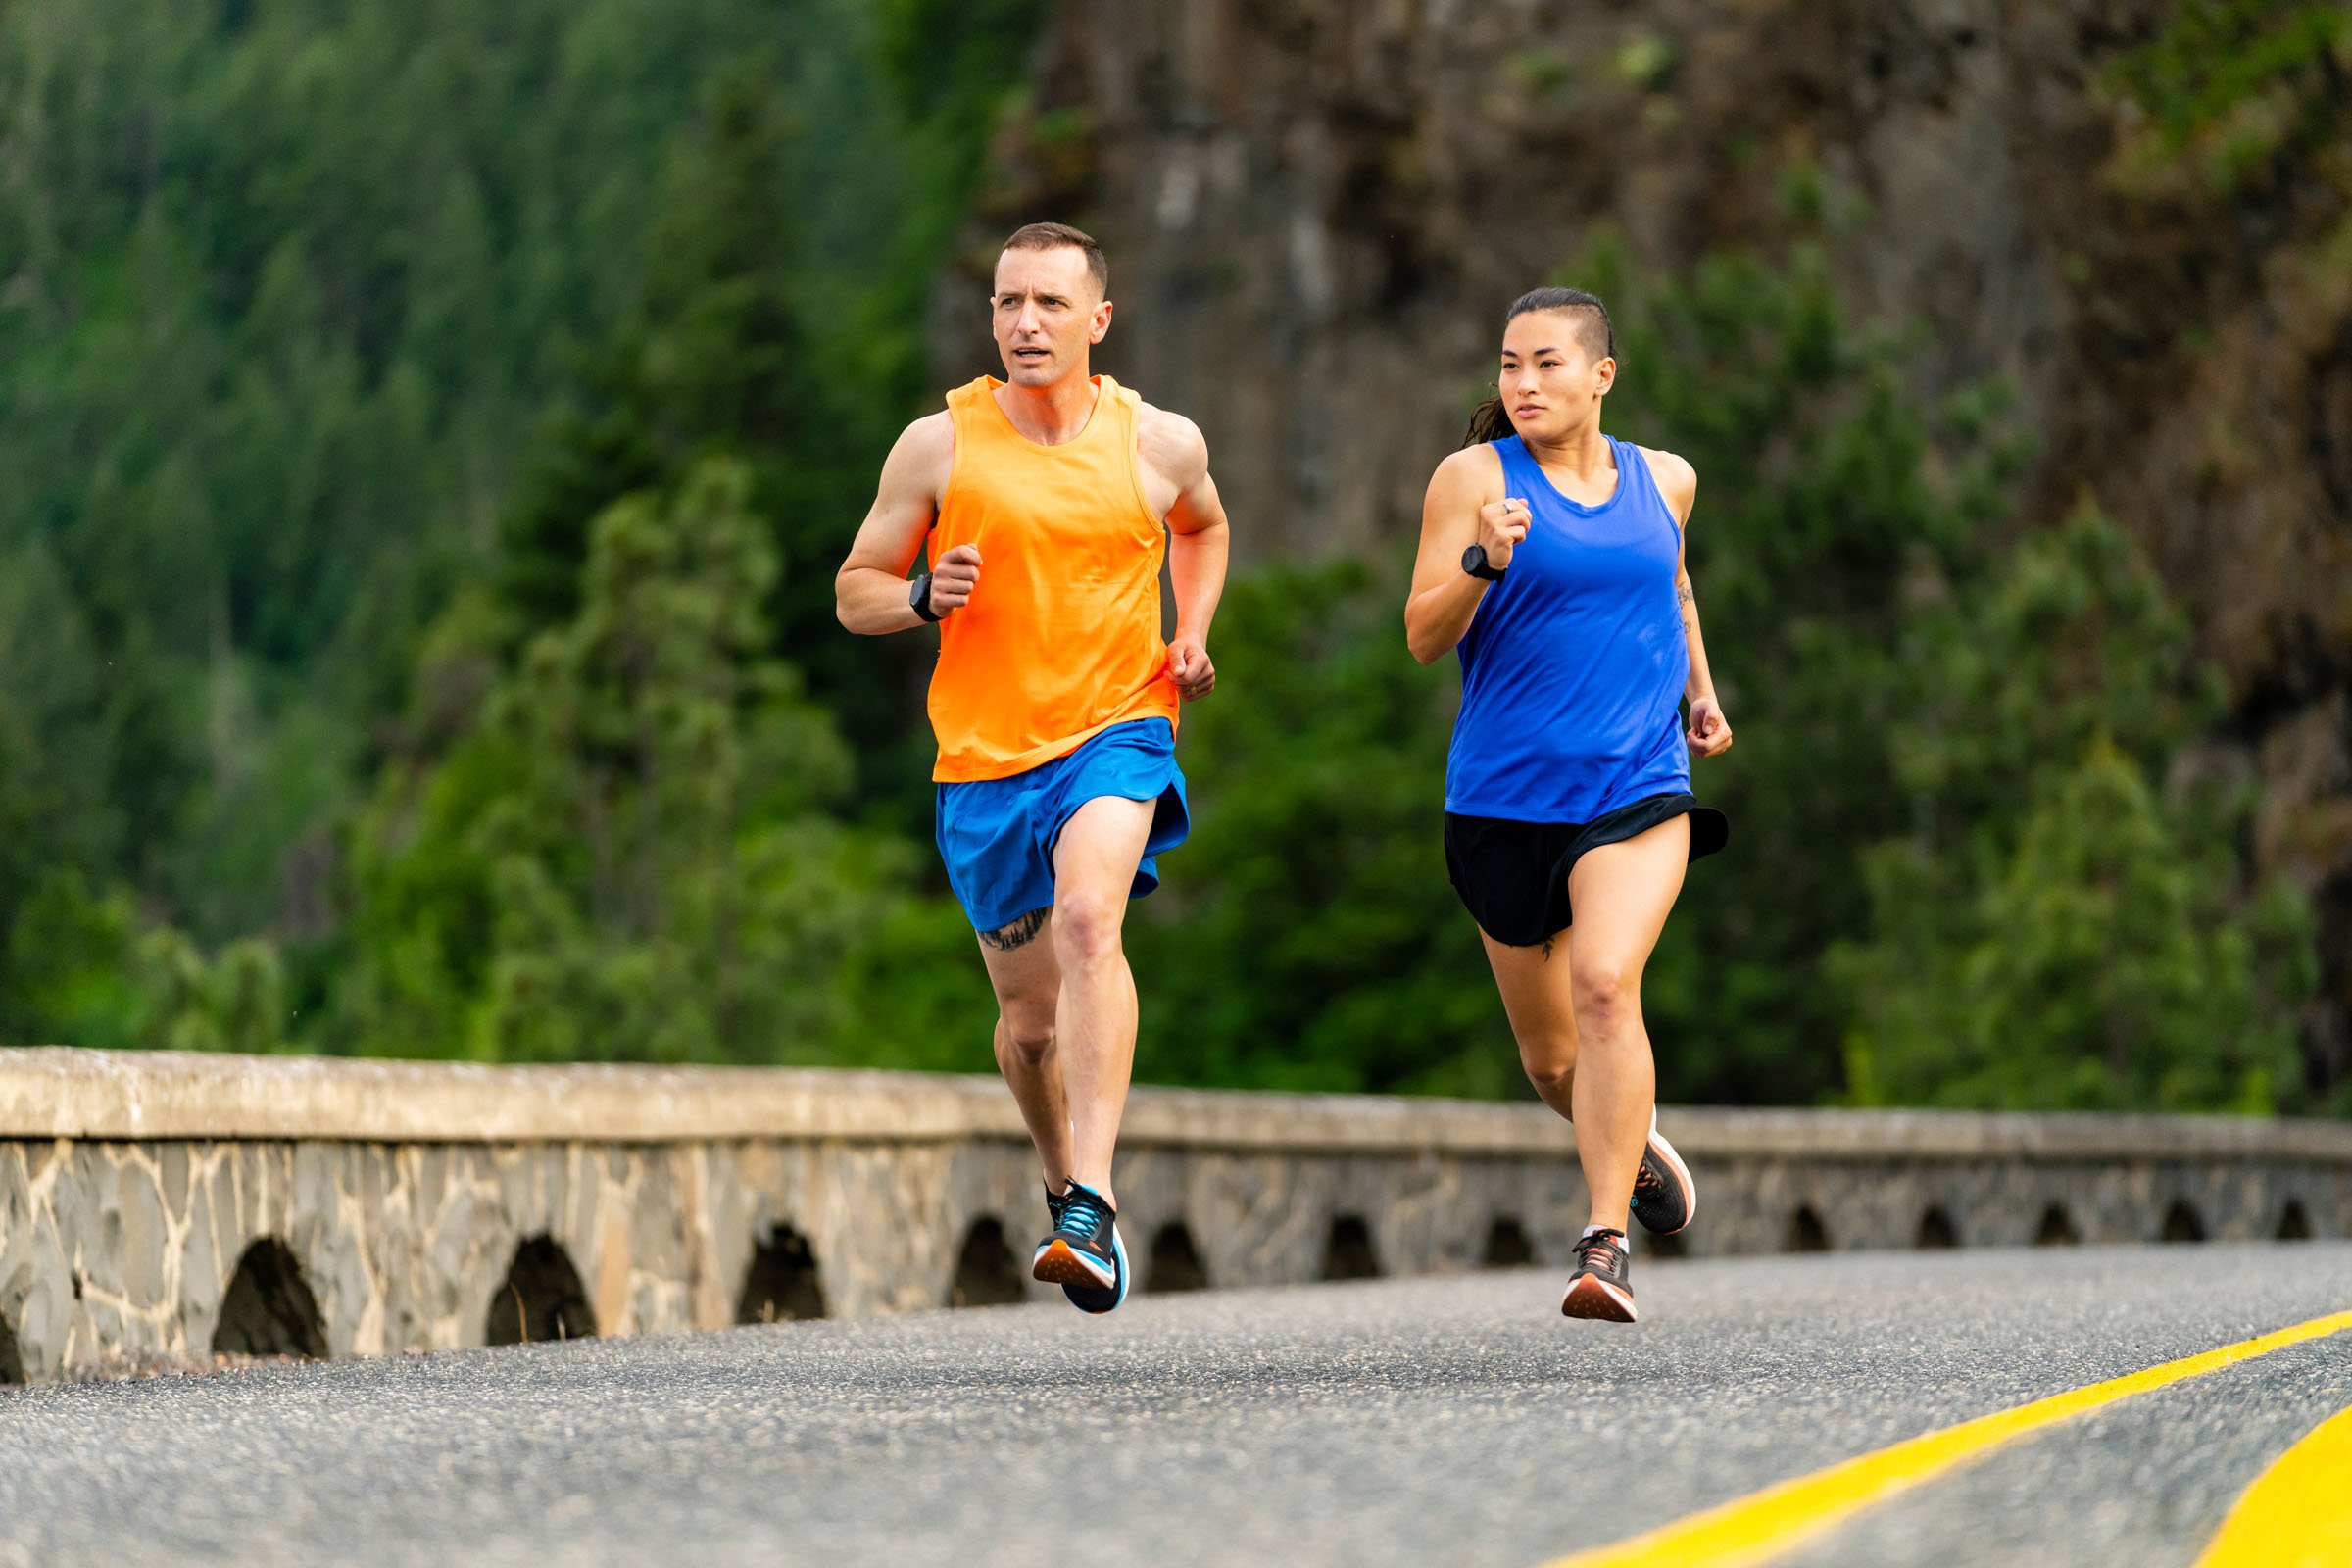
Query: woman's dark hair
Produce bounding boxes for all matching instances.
[1460,287,1616,447]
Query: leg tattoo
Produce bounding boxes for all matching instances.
[979,907,1051,952]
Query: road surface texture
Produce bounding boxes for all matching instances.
[1,1245,2346,1567]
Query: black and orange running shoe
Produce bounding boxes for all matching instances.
[1561,1228,1637,1322]
[1033,1181,1128,1314]
[1631,1108,1696,1236]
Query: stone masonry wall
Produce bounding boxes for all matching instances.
[0,1052,2344,1383]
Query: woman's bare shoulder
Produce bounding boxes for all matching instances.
[1430,441,1505,497]
[1637,446,1697,521]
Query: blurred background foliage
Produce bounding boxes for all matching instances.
[0,0,2324,1110]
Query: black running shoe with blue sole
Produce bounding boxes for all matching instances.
[1034,1180,1127,1314]
[1043,1183,1120,1314]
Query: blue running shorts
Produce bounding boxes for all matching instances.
[935,718,1190,934]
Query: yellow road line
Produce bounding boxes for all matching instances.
[1542,1307,2352,1568]
[2193,1400,2352,1567]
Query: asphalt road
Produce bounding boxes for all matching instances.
[2,1245,2347,1568]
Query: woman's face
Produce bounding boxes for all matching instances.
[1497,310,1615,443]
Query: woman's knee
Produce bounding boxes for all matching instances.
[1570,962,1640,1033]
[1518,1035,1577,1092]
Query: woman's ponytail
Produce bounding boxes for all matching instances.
[1460,393,1515,449]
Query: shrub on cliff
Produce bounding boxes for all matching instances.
[1833,511,2315,1110]
[329,458,987,1064]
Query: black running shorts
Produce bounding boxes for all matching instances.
[1444,792,1729,947]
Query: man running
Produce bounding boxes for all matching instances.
[835,221,1229,1314]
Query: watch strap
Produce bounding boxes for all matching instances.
[1462,544,1506,582]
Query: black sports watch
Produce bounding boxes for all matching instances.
[909,571,945,622]
[1461,543,1507,582]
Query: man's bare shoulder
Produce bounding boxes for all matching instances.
[1638,445,1697,520]
[898,409,956,461]
[1136,400,1208,485]
[881,409,956,494]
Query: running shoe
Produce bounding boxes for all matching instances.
[1042,1183,1121,1314]
[1561,1228,1637,1322]
[1631,1107,1696,1236]
[1033,1180,1128,1314]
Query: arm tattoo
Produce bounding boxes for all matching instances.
[1677,579,1694,608]
[978,907,1050,952]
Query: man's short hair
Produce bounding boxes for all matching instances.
[1002,221,1109,299]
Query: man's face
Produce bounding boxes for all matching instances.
[992,246,1111,388]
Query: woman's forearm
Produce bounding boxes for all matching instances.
[1678,569,1717,702]
[1406,572,1492,664]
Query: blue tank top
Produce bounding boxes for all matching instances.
[1446,434,1690,822]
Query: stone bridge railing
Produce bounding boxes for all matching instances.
[0,1049,2343,1383]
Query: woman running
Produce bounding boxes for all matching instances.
[1405,286,1731,1323]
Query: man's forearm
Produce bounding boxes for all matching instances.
[1169,522,1228,641]
[837,566,925,635]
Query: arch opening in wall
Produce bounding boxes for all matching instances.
[485,1235,598,1346]
[2034,1203,2082,1247]
[1787,1205,1831,1253]
[949,1216,1025,1308]
[2160,1200,2206,1244]
[1321,1215,1383,1281]
[2278,1200,2314,1242]
[214,1238,328,1359]
[1145,1222,1210,1294]
[0,1309,21,1386]
[737,1225,828,1324]
[1916,1207,1960,1250]
[1482,1216,1535,1268]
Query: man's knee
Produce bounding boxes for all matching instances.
[1051,890,1126,968]
[992,987,1058,1062]
[997,1010,1055,1068]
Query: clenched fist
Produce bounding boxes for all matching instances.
[1687,694,1734,759]
[1167,637,1215,701]
[927,543,982,616]
[1477,497,1531,570]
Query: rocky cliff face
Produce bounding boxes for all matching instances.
[935,0,2352,1094]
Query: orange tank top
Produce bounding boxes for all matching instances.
[927,374,1180,782]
